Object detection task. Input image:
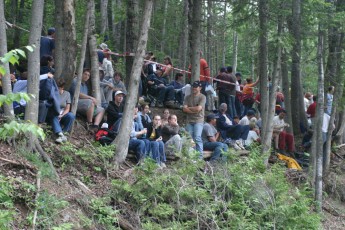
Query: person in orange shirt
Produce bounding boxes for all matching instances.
[241,77,259,117]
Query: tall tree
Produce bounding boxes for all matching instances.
[258,0,269,147]
[54,0,77,87]
[100,0,109,35]
[232,31,238,73]
[281,48,293,134]
[89,0,101,104]
[313,25,325,212]
[114,0,153,165]
[188,0,202,83]
[71,1,91,116]
[124,0,139,86]
[0,0,15,118]
[161,0,169,52]
[25,0,44,124]
[13,0,24,49]
[289,0,307,134]
[177,0,189,79]
[0,0,14,119]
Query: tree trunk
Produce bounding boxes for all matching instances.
[221,2,227,67]
[177,0,189,80]
[100,0,109,35]
[54,0,77,87]
[281,48,293,134]
[160,0,168,52]
[25,0,44,124]
[232,31,238,74]
[188,0,202,83]
[13,0,24,49]
[258,0,269,148]
[114,0,153,165]
[313,26,325,212]
[124,0,139,87]
[89,0,101,104]
[206,0,212,71]
[0,0,15,118]
[71,1,91,116]
[262,15,283,154]
[289,0,307,135]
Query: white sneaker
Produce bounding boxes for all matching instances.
[233,143,242,150]
[55,133,67,143]
[160,162,167,168]
[235,140,245,150]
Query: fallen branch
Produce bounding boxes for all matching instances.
[335,143,345,149]
[31,172,41,230]
[0,156,37,171]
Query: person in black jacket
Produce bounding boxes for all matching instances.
[161,114,182,156]
[106,90,125,128]
[145,115,166,168]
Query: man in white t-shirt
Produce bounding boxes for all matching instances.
[239,110,256,126]
[245,123,260,146]
[272,110,295,153]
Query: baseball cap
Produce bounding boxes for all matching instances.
[206,113,219,122]
[115,91,126,96]
[192,81,202,88]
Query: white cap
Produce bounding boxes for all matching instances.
[115,91,125,96]
[101,123,108,129]
[100,43,108,50]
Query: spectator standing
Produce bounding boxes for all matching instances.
[183,81,206,154]
[326,86,334,115]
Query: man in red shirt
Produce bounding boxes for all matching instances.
[307,95,317,118]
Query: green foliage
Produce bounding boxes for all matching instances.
[0,46,34,75]
[0,120,45,141]
[89,197,118,229]
[0,175,15,229]
[110,147,321,229]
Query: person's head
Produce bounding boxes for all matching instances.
[226,66,233,73]
[40,55,54,67]
[155,68,163,77]
[141,104,150,114]
[82,69,91,82]
[246,78,253,84]
[219,67,226,73]
[153,115,162,126]
[233,115,240,124]
[219,103,227,114]
[313,95,317,102]
[114,90,125,104]
[114,72,122,82]
[278,110,286,119]
[192,81,202,94]
[56,78,66,89]
[47,27,55,37]
[163,109,170,119]
[235,72,242,79]
[247,110,256,118]
[163,56,172,65]
[168,114,178,126]
[206,113,219,125]
[305,92,312,100]
[175,72,183,81]
[10,74,16,82]
[150,55,156,62]
[328,86,335,94]
[249,122,256,130]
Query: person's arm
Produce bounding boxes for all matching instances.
[252,77,260,87]
[162,64,172,78]
[60,103,71,117]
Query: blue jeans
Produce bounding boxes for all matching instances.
[186,123,204,154]
[150,140,166,164]
[158,85,175,103]
[129,139,146,161]
[228,95,237,119]
[203,142,228,161]
[49,112,75,134]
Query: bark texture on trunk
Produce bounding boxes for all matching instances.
[0,0,15,118]
[290,0,306,135]
[71,1,91,116]
[124,0,139,87]
[100,0,109,35]
[281,48,293,134]
[232,32,238,74]
[114,0,153,164]
[25,0,44,124]
[54,0,77,88]
[313,26,325,212]
[177,0,189,81]
[258,0,269,147]
[188,0,202,83]
[89,0,101,104]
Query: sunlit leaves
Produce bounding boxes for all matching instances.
[0,92,32,107]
